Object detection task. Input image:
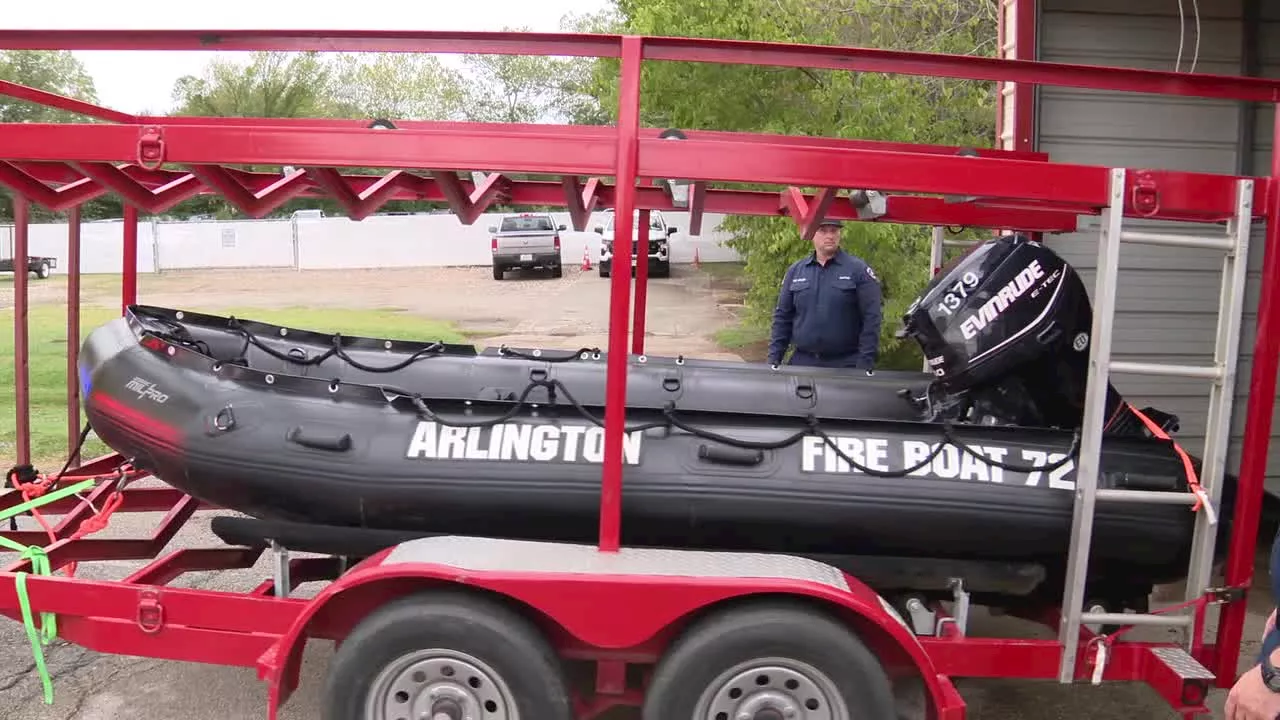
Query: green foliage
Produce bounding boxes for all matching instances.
[586,0,999,367]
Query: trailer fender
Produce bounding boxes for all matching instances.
[259,539,951,719]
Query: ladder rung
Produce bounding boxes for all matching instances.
[1080,611,1193,628]
[1109,360,1222,380]
[1119,230,1235,252]
[1095,489,1199,505]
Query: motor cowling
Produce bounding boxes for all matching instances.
[899,233,1116,429]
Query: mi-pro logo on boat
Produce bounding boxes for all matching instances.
[405,421,643,464]
[125,376,170,404]
[800,434,1076,489]
[958,260,1047,340]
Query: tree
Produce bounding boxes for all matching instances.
[0,50,100,123]
[171,51,339,118]
[583,0,999,368]
[461,27,570,124]
[329,52,470,121]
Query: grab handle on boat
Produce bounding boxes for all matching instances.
[287,426,353,452]
[698,443,764,467]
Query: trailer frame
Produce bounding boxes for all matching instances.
[3,28,1280,720]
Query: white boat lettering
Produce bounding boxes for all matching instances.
[801,435,1044,486]
[406,421,642,465]
[125,376,170,404]
[959,260,1046,340]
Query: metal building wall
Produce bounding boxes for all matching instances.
[1034,0,1278,490]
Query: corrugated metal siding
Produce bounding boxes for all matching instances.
[1036,0,1280,492]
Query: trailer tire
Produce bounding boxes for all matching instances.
[642,599,896,720]
[36,261,50,279]
[320,589,573,720]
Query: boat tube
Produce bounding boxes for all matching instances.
[77,233,1234,611]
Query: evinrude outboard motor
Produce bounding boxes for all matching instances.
[899,233,1136,432]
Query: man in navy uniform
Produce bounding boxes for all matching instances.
[767,219,883,371]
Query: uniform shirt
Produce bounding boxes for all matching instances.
[767,249,883,367]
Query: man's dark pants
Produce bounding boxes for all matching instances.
[787,350,866,370]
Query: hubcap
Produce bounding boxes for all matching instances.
[696,658,847,720]
[364,649,516,720]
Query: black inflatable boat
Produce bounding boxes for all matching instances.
[77,233,1233,611]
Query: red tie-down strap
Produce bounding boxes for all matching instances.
[1111,402,1216,524]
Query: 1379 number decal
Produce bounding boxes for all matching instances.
[933,271,980,317]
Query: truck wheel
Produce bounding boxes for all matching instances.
[551,263,563,279]
[492,264,504,281]
[654,262,671,279]
[641,599,896,720]
[598,266,610,279]
[36,261,50,279]
[321,590,573,720]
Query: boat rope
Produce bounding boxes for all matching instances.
[159,318,1215,485]
[0,477,99,705]
[223,317,450,373]
[394,375,1083,479]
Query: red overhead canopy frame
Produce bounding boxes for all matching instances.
[2,27,1280,716]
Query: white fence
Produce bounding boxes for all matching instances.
[1,210,743,275]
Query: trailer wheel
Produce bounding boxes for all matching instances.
[35,261,50,279]
[320,590,573,720]
[642,600,896,720]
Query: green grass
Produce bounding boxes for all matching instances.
[714,323,771,362]
[1,304,467,468]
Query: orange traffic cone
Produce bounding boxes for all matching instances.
[581,245,592,271]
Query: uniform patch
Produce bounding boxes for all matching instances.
[865,266,878,282]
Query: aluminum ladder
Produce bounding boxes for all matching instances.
[1056,167,1254,682]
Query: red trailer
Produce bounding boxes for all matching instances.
[2,29,1279,720]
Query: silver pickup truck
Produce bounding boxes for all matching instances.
[489,213,566,280]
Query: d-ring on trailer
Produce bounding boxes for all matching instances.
[2,28,1280,720]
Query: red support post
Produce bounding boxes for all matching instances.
[12,194,30,467]
[1212,104,1280,684]
[632,210,650,355]
[121,204,138,314]
[598,35,643,553]
[66,204,82,467]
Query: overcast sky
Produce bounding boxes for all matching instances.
[6,0,609,115]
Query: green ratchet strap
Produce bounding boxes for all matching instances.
[0,478,97,704]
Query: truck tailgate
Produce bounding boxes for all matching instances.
[496,232,556,251]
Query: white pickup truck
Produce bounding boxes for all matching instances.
[593,208,675,279]
[489,213,566,280]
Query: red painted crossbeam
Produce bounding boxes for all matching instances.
[0,123,1260,222]
[2,29,1279,102]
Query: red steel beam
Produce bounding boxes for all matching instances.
[632,211,650,355]
[638,137,1265,220]
[12,195,31,467]
[66,205,81,466]
[0,124,1260,221]
[121,204,137,314]
[1,30,1279,102]
[0,161,1086,231]
[1213,108,1280,683]
[0,79,135,124]
[599,36,643,554]
[0,123,618,175]
[133,118,1051,162]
